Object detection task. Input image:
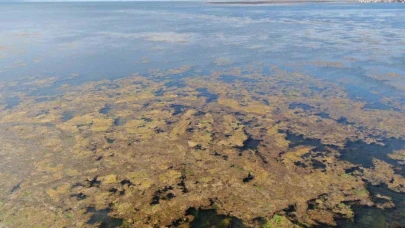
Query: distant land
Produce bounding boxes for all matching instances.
[208,0,404,3]
[208,0,350,4]
[358,0,404,2]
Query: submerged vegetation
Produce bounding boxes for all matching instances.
[1,63,405,227]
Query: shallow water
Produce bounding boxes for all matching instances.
[1,2,405,228]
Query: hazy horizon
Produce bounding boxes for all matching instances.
[4,0,202,2]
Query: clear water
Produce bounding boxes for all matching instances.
[1,2,404,85]
[1,2,404,108]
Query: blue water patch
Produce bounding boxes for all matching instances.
[196,88,218,103]
[5,97,19,109]
[86,207,123,228]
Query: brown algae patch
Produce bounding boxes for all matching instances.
[388,150,405,165]
[0,65,405,227]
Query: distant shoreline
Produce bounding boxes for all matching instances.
[207,0,351,4]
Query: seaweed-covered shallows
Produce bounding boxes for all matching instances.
[1,64,405,227]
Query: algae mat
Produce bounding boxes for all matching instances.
[1,64,405,227]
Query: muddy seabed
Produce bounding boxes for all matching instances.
[1,64,405,228]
